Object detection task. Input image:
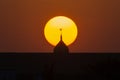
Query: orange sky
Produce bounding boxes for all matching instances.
[0,0,120,52]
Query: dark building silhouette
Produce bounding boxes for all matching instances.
[53,28,69,55]
[0,29,120,80]
[44,28,69,80]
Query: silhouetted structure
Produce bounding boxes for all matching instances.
[44,28,69,80]
[53,28,69,55]
[0,29,120,80]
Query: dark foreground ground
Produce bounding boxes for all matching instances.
[0,53,120,80]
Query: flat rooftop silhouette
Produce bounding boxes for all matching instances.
[0,53,119,72]
[0,53,120,80]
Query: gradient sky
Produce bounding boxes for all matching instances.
[0,0,120,52]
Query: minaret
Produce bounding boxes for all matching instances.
[52,28,69,78]
[53,28,69,55]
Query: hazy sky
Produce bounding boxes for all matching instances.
[0,0,120,52]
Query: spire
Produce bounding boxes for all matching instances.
[60,28,62,41]
[53,28,69,54]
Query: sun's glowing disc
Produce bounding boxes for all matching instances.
[44,16,78,46]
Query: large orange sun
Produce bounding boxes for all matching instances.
[44,16,78,46]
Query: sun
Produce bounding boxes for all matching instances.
[44,16,78,46]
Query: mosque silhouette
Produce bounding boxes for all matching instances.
[0,30,120,80]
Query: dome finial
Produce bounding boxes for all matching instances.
[60,28,62,41]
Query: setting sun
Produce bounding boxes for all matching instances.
[44,16,78,46]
